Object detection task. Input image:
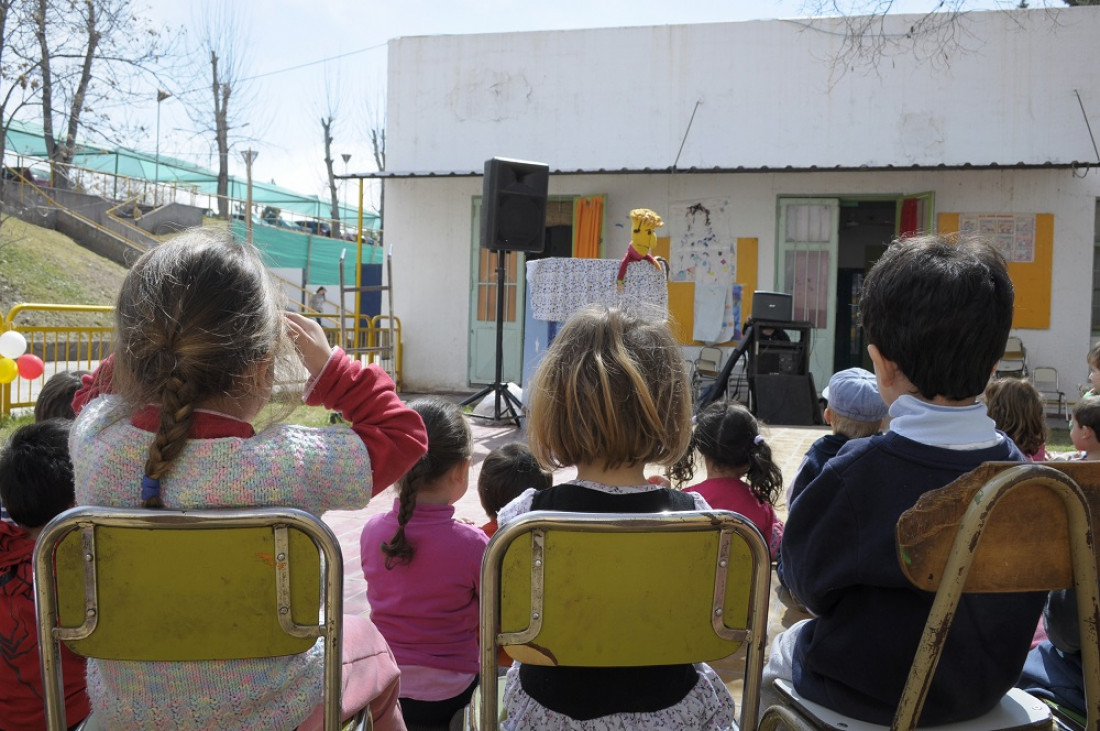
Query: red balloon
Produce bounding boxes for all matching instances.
[16,354,44,380]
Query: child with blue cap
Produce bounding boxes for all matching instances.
[786,367,888,507]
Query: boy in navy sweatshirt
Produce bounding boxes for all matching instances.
[764,235,1045,725]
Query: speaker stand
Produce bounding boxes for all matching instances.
[459,249,524,428]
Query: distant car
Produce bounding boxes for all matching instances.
[296,220,332,237]
[2,166,47,186]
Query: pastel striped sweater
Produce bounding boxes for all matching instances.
[68,353,427,729]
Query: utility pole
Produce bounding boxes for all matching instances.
[241,148,258,245]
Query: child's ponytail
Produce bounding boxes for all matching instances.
[743,433,783,506]
[380,398,472,569]
[680,400,783,506]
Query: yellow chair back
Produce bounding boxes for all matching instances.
[476,509,771,731]
[34,506,345,731]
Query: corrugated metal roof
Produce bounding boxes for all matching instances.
[342,160,1099,179]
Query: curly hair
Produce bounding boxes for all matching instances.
[983,378,1047,457]
[667,401,783,505]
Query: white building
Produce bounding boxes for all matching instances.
[379,7,1100,400]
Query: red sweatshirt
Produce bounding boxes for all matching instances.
[0,522,90,730]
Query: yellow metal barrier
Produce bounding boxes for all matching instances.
[370,315,402,390]
[1,305,402,415]
[1,304,115,417]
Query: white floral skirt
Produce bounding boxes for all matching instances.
[500,661,738,730]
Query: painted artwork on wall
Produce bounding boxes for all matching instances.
[668,199,742,343]
[959,213,1036,263]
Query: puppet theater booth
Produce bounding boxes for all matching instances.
[522,200,822,426]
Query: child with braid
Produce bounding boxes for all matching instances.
[68,229,427,731]
[669,400,785,558]
[360,398,489,727]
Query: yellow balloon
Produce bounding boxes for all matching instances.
[0,357,16,384]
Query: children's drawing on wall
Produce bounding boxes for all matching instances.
[959,213,1036,263]
[669,199,742,343]
[669,200,734,283]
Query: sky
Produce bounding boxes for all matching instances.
[138,0,1013,215]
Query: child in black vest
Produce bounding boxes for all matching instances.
[496,305,737,730]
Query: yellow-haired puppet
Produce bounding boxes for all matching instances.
[617,208,665,291]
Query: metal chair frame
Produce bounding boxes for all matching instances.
[34,506,347,731]
[468,509,772,731]
[760,463,1100,731]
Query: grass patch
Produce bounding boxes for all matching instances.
[0,216,127,327]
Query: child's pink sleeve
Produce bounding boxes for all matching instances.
[305,348,427,494]
[71,355,115,415]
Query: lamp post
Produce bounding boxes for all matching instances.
[154,89,171,206]
[341,153,351,236]
[241,148,258,245]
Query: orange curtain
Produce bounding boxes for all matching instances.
[572,195,604,259]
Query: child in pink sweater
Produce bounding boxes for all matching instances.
[361,398,489,727]
[670,400,785,558]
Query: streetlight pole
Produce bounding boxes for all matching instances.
[241,148,258,245]
[341,153,351,237]
[154,89,171,206]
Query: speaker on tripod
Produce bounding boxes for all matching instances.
[459,157,549,425]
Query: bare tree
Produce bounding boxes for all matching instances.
[33,0,165,188]
[363,86,385,243]
[178,1,254,219]
[317,70,343,240]
[796,1,1080,83]
[0,0,41,191]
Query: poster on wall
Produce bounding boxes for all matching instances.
[668,199,736,284]
[958,213,1036,263]
[668,199,744,343]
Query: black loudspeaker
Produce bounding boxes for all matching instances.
[754,374,822,426]
[480,157,549,252]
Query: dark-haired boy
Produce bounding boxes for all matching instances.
[478,442,552,537]
[0,420,90,728]
[765,236,1045,724]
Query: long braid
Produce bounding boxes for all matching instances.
[142,375,196,508]
[381,477,419,569]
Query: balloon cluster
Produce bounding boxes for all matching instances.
[0,331,44,384]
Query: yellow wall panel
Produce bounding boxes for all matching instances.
[938,212,1051,330]
[664,237,760,346]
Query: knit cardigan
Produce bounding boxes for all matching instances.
[68,351,426,729]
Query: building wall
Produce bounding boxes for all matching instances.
[388,7,1100,172]
[390,168,1100,392]
[385,7,1100,393]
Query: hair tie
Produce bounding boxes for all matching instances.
[140,475,161,501]
[753,434,765,446]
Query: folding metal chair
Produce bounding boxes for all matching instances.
[1031,366,1067,419]
[465,509,771,731]
[996,336,1028,379]
[759,462,1100,731]
[693,345,725,401]
[33,506,361,731]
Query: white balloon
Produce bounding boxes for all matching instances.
[0,330,27,359]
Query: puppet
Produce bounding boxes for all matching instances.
[617,208,665,291]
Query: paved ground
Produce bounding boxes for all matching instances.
[323,405,828,703]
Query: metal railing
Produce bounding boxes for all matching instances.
[0,304,115,416]
[0,304,404,416]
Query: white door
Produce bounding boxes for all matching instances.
[777,198,840,391]
[468,198,525,385]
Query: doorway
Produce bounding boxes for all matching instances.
[777,194,931,389]
[834,199,893,371]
